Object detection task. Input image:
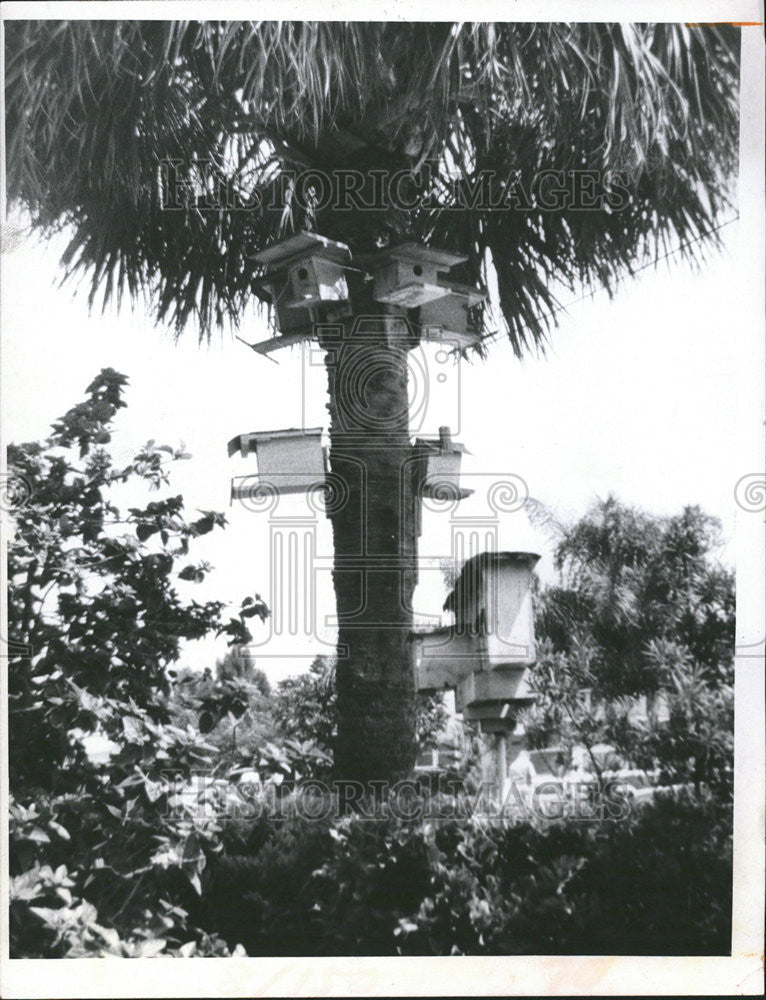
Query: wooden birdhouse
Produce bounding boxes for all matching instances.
[282,255,349,308]
[371,243,466,308]
[228,426,327,498]
[419,280,487,349]
[444,551,540,668]
[411,550,540,696]
[460,700,527,734]
[413,426,472,500]
[254,230,351,307]
[455,665,535,714]
[250,232,351,352]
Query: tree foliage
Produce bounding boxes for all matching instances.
[536,496,734,692]
[196,782,732,956]
[5,21,739,351]
[523,496,734,796]
[7,370,260,956]
[270,655,448,765]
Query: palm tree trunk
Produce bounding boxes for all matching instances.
[321,302,418,784]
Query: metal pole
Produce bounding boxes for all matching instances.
[496,732,507,799]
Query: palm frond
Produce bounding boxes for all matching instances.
[5,21,740,348]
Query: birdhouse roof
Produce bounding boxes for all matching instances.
[250,231,351,268]
[443,550,541,613]
[464,550,541,567]
[227,426,323,457]
[367,243,467,271]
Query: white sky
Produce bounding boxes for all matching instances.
[1,220,745,682]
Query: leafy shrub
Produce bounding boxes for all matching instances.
[188,784,731,957]
[270,655,448,774]
[7,371,259,957]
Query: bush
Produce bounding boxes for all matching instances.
[7,371,260,957]
[270,655,448,775]
[187,785,731,956]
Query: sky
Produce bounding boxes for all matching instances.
[0,217,748,681]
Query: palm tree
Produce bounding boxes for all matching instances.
[4,21,739,783]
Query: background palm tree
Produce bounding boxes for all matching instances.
[4,21,740,782]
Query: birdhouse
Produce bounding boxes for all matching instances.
[371,243,466,308]
[413,426,472,500]
[228,427,327,497]
[419,280,487,349]
[276,255,349,309]
[444,551,540,668]
[254,230,351,306]
[250,279,318,355]
[455,665,535,713]
[410,549,540,700]
[250,232,351,351]
[460,700,526,735]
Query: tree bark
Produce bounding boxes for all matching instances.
[321,296,419,784]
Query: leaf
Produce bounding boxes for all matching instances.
[92,923,121,950]
[188,871,202,896]
[137,937,167,958]
[136,522,158,542]
[10,869,43,902]
[143,778,165,803]
[192,515,215,536]
[48,820,70,841]
[178,564,204,583]
[122,716,144,743]
[239,604,264,619]
[28,906,64,927]
[395,919,419,936]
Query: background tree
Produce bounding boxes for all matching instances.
[214,648,271,695]
[523,496,734,795]
[6,369,255,789]
[5,21,740,783]
[269,654,448,764]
